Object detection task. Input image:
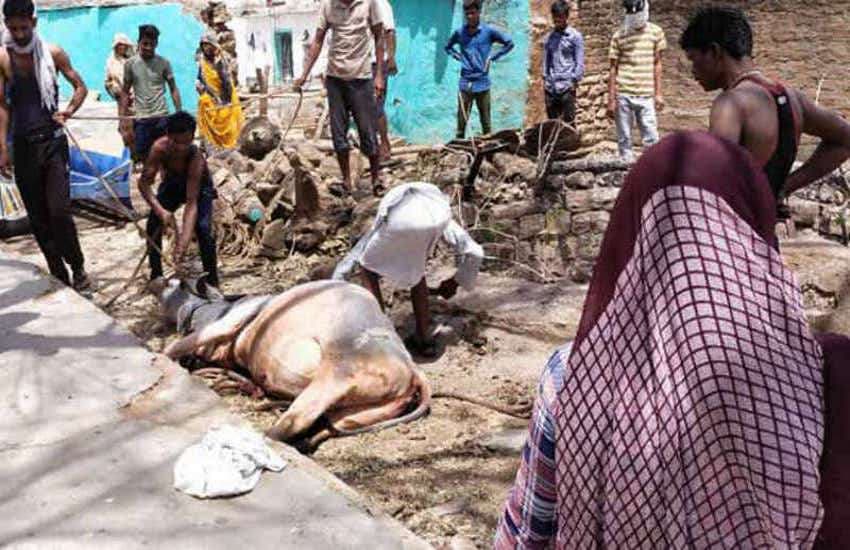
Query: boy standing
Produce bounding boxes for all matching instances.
[607,0,666,161]
[0,0,91,290]
[543,0,584,123]
[119,24,182,162]
[445,0,514,139]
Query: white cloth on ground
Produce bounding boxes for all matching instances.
[173,424,286,499]
[333,182,484,290]
[3,26,58,112]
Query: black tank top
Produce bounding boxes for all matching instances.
[739,75,799,202]
[8,51,59,136]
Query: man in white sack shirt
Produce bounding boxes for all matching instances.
[333,182,484,358]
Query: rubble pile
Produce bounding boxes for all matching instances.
[788,169,850,243]
[207,119,630,285]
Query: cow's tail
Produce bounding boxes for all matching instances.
[332,369,433,436]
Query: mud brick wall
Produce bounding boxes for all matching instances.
[527,0,850,154]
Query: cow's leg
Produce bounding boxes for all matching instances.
[266,370,353,442]
[290,398,416,453]
[164,296,269,359]
[326,398,412,433]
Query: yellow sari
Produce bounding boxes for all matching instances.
[197,58,243,149]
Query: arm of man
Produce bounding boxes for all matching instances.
[444,30,462,62]
[51,45,87,125]
[371,21,386,98]
[488,28,514,66]
[607,34,620,119]
[786,93,850,195]
[708,92,744,145]
[119,62,134,138]
[294,27,326,90]
[653,51,664,110]
[138,143,174,231]
[165,61,182,112]
[175,156,203,263]
[654,32,667,110]
[572,31,586,86]
[607,59,619,119]
[385,29,397,75]
[436,220,483,298]
[0,49,11,177]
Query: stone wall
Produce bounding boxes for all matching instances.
[788,171,850,242]
[475,157,629,284]
[527,0,850,154]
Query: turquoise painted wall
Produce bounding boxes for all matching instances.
[387,0,530,144]
[39,3,203,111]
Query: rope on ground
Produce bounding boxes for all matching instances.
[103,246,148,308]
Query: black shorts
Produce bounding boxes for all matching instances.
[325,76,379,157]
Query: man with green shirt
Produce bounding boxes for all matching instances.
[119,24,182,162]
[606,0,666,162]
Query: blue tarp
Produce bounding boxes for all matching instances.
[69,146,133,211]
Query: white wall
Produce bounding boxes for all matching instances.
[231,4,325,86]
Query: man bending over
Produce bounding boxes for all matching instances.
[139,111,219,287]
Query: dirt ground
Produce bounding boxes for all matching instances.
[4,207,561,548]
[8,201,850,548]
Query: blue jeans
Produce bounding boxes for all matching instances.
[615,95,659,161]
[133,116,168,162]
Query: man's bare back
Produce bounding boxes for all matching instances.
[148,136,201,177]
[681,7,850,198]
[710,77,803,166]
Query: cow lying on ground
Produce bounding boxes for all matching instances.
[154,278,529,450]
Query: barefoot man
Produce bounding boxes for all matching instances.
[0,0,91,290]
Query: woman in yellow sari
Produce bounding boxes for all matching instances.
[196,33,243,149]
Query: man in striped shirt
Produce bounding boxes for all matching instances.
[606,0,666,161]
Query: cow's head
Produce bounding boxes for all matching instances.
[150,276,226,333]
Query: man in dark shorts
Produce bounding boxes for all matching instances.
[139,111,219,287]
[681,7,850,209]
[0,0,91,290]
[119,24,182,163]
[295,0,385,196]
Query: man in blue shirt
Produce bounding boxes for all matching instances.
[543,1,584,123]
[445,0,514,139]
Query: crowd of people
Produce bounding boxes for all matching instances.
[3,0,850,546]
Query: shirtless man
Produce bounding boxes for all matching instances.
[681,7,850,212]
[0,0,91,290]
[139,111,219,287]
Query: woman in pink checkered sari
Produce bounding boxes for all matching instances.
[496,131,850,549]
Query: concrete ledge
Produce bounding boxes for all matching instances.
[0,249,429,550]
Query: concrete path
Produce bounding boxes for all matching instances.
[0,250,430,550]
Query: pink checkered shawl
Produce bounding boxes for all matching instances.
[555,132,825,548]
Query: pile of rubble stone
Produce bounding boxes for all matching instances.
[204,117,619,285]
